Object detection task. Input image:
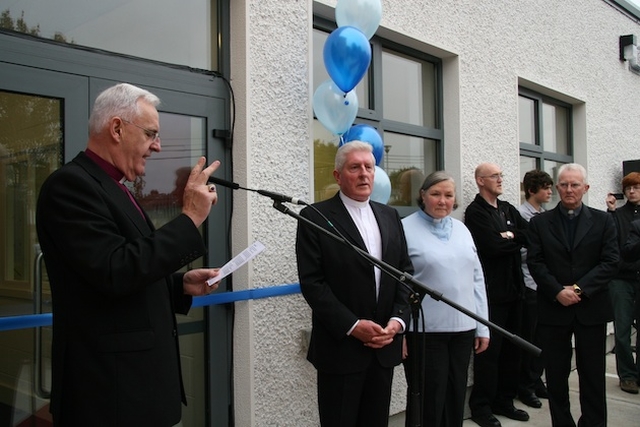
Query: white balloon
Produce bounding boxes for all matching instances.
[371,166,391,204]
[313,79,359,135]
[336,0,382,40]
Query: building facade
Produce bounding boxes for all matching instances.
[1,0,640,425]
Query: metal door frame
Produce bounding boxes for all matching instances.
[0,30,233,426]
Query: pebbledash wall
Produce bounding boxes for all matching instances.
[228,1,640,425]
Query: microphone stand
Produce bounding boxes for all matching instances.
[407,294,424,427]
[271,200,541,426]
[208,173,542,426]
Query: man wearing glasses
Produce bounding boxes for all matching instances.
[528,163,618,427]
[36,83,222,426]
[464,163,530,427]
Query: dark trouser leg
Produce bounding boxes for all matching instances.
[519,288,542,395]
[470,301,521,415]
[538,322,575,427]
[317,360,394,427]
[444,330,475,427]
[404,332,449,427]
[405,330,474,427]
[575,322,607,427]
[609,279,638,382]
[494,299,523,409]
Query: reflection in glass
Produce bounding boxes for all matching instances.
[543,103,557,153]
[1,91,61,303]
[519,96,536,145]
[313,119,340,202]
[543,102,569,155]
[382,49,436,127]
[0,1,215,69]
[384,133,436,207]
[133,113,205,229]
[0,90,61,425]
[392,168,425,207]
[544,160,562,208]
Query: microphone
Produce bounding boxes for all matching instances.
[256,189,307,206]
[207,176,307,205]
[207,176,240,190]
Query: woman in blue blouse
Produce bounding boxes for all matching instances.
[402,171,490,427]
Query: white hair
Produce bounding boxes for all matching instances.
[88,83,160,135]
[334,141,374,171]
[557,163,588,184]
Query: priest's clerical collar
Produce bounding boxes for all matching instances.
[339,191,370,208]
[559,203,582,218]
[85,149,126,183]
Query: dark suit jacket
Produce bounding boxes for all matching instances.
[527,204,618,326]
[609,202,640,280]
[36,152,206,427]
[622,218,640,263]
[295,193,413,374]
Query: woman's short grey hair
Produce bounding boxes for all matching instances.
[417,171,458,210]
[334,140,375,171]
[88,83,160,136]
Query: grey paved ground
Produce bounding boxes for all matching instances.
[390,352,640,427]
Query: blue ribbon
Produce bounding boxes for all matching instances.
[0,283,301,332]
[193,283,300,307]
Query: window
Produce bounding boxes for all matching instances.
[519,88,573,206]
[0,0,217,70]
[312,17,442,215]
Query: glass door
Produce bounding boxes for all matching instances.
[1,25,232,421]
[0,65,87,426]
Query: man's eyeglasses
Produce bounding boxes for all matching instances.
[624,185,640,192]
[481,173,504,180]
[557,182,583,190]
[122,119,160,142]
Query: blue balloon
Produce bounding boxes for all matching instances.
[371,166,391,204]
[336,0,382,40]
[341,124,384,165]
[323,26,371,93]
[313,79,359,135]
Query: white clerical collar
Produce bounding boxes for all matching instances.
[339,191,370,209]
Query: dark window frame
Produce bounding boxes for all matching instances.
[519,87,573,167]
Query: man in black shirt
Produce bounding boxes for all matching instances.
[465,163,529,427]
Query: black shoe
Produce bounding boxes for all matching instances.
[518,392,542,408]
[471,413,502,427]
[535,384,548,399]
[620,379,639,394]
[492,405,530,421]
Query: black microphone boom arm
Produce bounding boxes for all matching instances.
[207,176,307,205]
[207,175,240,190]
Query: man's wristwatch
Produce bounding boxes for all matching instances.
[573,284,582,295]
[505,231,514,239]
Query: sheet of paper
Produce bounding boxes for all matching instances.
[206,241,266,286]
